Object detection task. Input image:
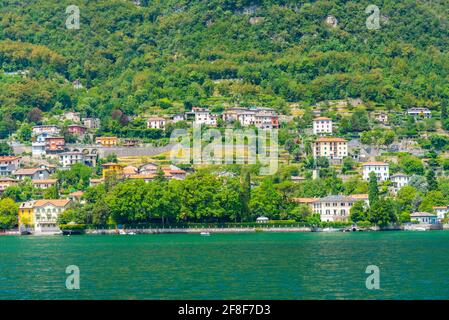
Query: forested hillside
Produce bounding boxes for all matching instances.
[0,0,448,137]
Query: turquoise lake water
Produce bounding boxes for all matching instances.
[1,231,449,300]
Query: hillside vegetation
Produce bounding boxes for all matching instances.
[0,0,448,137]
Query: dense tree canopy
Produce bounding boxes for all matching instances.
[0,0,448,137]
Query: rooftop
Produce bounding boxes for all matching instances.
[362,162,389,166]
[14,168,47,175]
[32,179,57,184]
[33,199,71,208]
[315,137,347,143]
[411,212,437,217]
[0,156,20,161]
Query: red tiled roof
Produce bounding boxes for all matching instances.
[0,156,20,161]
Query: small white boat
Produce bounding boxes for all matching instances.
[200,232,211,236]
[414,227,427,232]
[322,227,338,232]
[119,230,136,235]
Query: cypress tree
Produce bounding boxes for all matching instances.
[368,171,379,205]
[240,168,251,222]
[426,169,438,191]
[442,103,448,120]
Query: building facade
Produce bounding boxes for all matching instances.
[313,117,333,135]
[433,206,449,221]
[14,168,50,181]
[32,125,60,137]
[313,137,348,160]
[294,194,369,222]
[45,137,65,154]
[362,162,390,181]
[391,173,409,190]
[147,117,166,130]
[410,212,438,224]
[407,108,431,119]
[96,137,118,147]
[0,156,21,176]
[68,124,87,136]
[82,118,101,129]
[31,199,71,234]
[192,107,218,126]
[59,152,85,168]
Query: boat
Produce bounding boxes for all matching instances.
[200,232,211,236]
[118,230,136,235]
[343,226,360,232]
[322,227,339,232]
[414,227,427,232]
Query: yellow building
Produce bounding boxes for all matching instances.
[18,201,35,229]
[102,163,124,179]
[95,136,118,147]
[313,137,348,160]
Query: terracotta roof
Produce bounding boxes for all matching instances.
[0,177,17,182]
[315,137,347,143]
[69,191,84,197]
[0,156,20,161]
[162,168,186,174]
[90,178,104,183]
[433,206,448,209]
[32,179,57,185]
[123,166,138,174]
[362,162,389,166]
[314,117,332,121]
[15,168,46,175]
[33,199,71,208]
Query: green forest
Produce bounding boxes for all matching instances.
[0,0,448,138]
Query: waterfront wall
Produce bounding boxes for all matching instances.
[87,227,313,234]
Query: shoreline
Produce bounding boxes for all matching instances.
[1,223,447,236]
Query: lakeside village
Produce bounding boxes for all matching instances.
[1,101,449,235]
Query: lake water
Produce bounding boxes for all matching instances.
[1,231,449,300]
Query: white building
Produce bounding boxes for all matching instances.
[32,133,51,157]
[32,179,57,190]
[32,199,71,234]
[362,162,390,182]
[407,108,431,119]
[0,156,21,176]
[313,137,348,160]
[391,173,409,190]
[254,108,279,129]
[59,152,85,168]
[147,117,166,130]
[433,206,449,221]
[313,117,333,135]
[172,114,185,123]
[410,212,438,224]
[32,125,60,137]
[295,194,369,222]
[192,107,218,126]
[222,107,279,129]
